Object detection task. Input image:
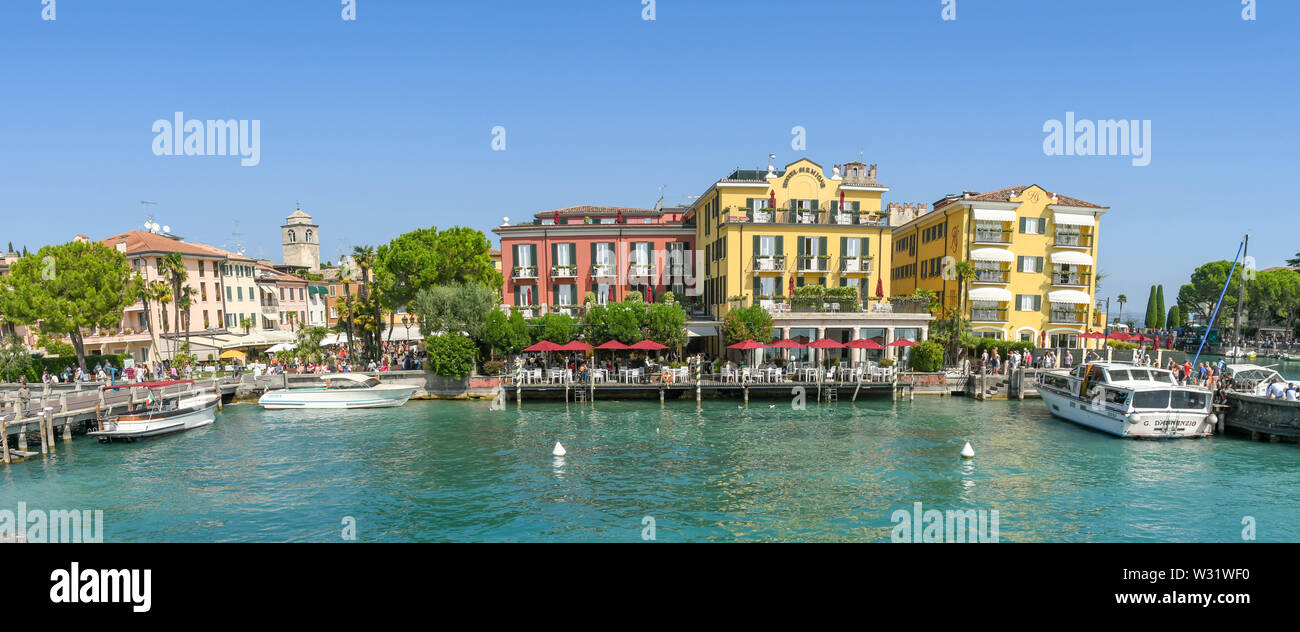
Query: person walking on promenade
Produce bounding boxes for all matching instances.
[1064,350,1074,369]
[16,379,31,419]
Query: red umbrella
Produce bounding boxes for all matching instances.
[557,341,592,351]
[839,189,845,211]
[769,189,776,209]
[769,339,806,349]
[553,209,560,224]
[524,341,562,352]
[846,339,884,350]
[875,277,884,299]
[616,209,623,224]
[788,277,795,297]
[887,339,918,347]
[808,339,844,349]
[595,340,629,350]
[629,340,668,350]
[646,285,654,303]
[727,340,767,350]
[608,285,616,303]
[1110,332,1131,342]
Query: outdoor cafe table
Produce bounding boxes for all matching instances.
[548,369,568,384]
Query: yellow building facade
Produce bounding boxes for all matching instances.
[686,159,932,360]
[890,184,1108,347]
[688,159,893,317]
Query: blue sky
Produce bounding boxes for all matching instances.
[1,0,1296,321]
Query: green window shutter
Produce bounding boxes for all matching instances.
[862,237,870,253]
[796,276,804,288]
[776,276,784,297]
[810,199,819,210]
[513,286,520,306]
[753,235,759,259]
[512,244,519,266]
[840,237,847,258]
[797,238,805,257]
[530,245,538,266]
[551,243,557,268]
[776,236,784,255]
[831,200,839,211]
[819,237,827,256]
[1036,257,1044,273]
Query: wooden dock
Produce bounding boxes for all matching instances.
[1223,392,1300,444]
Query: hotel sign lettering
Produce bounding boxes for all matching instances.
[781,166,827,189]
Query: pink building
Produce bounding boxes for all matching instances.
[492,205,696,316]
[254,264,309,331]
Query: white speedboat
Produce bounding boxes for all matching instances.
[1221,364,1300,397]
[258,374,419,409]
[1037,362,1216,438]
[89,381,219,443]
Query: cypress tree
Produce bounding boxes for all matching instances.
[1167,305,1183,329]
[1154,285,1166,329]
[1145,286,1158,328]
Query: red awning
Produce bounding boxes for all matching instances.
[727,340,768,350]
[769,339,806,349]
[807,339,845,349]
[557,341,593,351]
[595,340,630,350]
[887,339,919,347]
[846,339,884,350]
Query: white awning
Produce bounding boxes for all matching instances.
[1049,289,1092,304]
[968,287,1013,302]
[259,286,276,296]
[973,208,1017,222]
[687,326,719,338]
[1050,251,1094,266]
[970,247,1015,263]
[265,343,296,353]
[1053,212,1095,226]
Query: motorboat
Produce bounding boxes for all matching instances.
[89,380,220,443]
[258,374,419,409]
[1037,362,1216,438]
[1220,364,1300,397]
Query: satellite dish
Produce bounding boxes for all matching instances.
[502,217,510,226]
[162,226,171,234]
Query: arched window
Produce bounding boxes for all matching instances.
[288,229,297,243]
[305,230,313,244]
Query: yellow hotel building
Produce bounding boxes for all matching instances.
[889,184,1108,347]
[684,158,932,359]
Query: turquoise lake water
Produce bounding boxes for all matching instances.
[1,358,1296,542]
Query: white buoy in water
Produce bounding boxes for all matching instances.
[552,442,567,457]
[960,442,975,459]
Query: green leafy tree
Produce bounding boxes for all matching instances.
[426,333,476,379]
[0,240,138,371]
[721,305,773,346]
[1176,261,1241,327]
[644,302,687,349]
[1116,294,1128,322]
[0,334,34,382]
[531,312,575,344]
[411,282,498,342]
[293,326,331,364]
[582,301,644,345]
[909,340,944,372]
[482,309,529,359]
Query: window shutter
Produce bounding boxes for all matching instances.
[512,245,519,267]
[819,237,827,256]
[831,200,839,211]
[753,235,760,259]
[1036,257,1044,273]
[776,236,784,256]
[840,237,847,258]
[514,286,520,306]
[797,238,805,257]
[810,199,819,210]
[1035,295,1042,311]
[862,237,870,254]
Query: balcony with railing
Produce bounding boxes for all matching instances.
[627,262,656,279]
[730,207,888,226]
[752,254,786,273]
[972,267,1010,284]
[1050,305,1089,325]
[796,255,831,273]
[1053,231,1093,248]
[551,264,578,279]
[839,256,873,275]
[973,227,1013,244]
[512,265,538,280]
[1051,270,1092,287]
[591,263,618,278]
[971,302,1009,322]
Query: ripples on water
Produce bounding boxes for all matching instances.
[1,391,1296,542]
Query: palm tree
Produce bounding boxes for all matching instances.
[954,261,976,321]
[1117,294,1128,323]
[351,245,378,362]
[239,316,254,335]
[178,286,196,350]
[135,276,168,362]
[159,253,188,358]
[339,257,356,365]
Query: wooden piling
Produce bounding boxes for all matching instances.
[38,411,48,456]
[659,387,664,407]
[2,419,9,465]
[17,422,27,452]
[62,413,72,441]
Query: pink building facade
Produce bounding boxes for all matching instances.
[493,206,697,315]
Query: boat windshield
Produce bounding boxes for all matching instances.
[1132,390,1170,409]
[327,377,379,389]
[1170,390,1209,411]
